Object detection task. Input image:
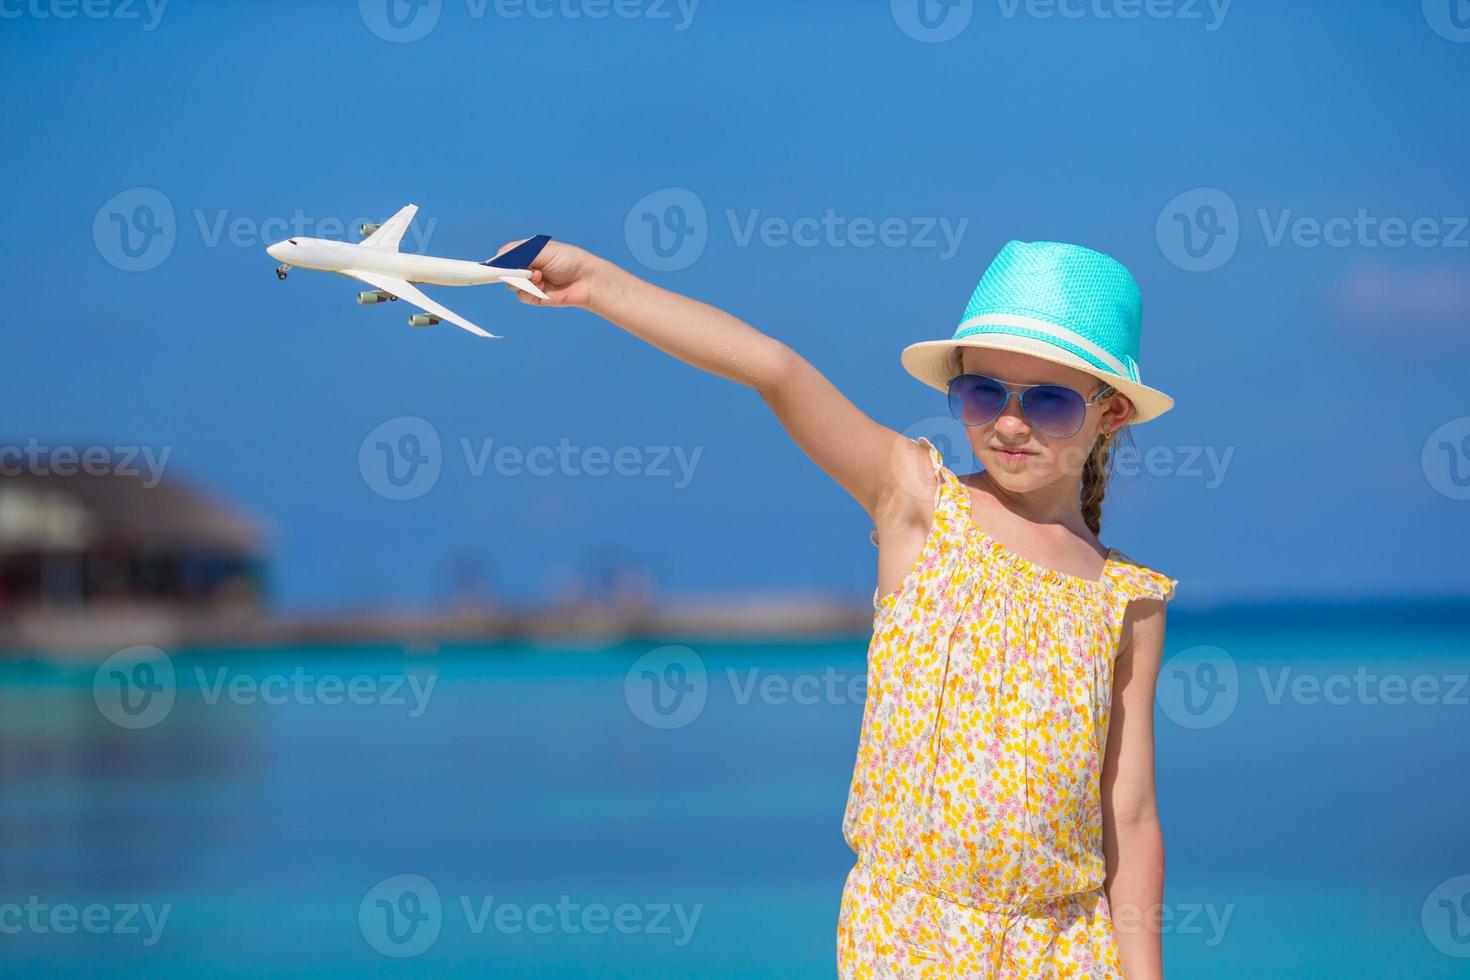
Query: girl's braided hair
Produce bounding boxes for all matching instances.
[1081,422,1128,536]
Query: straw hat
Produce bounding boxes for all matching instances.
[901,240,1174,424]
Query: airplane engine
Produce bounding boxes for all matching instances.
[356,290,394,304]
[409,314,440,327]
[359,222,381,238]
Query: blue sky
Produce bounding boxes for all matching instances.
[3,0,1467,609]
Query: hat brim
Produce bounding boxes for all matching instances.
[901,335,1175,425]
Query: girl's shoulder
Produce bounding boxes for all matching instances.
[868,435,951,547]
[1106,549,1179,604]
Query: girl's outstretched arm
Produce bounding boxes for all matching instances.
[501,240,935,526]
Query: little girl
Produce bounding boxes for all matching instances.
[505,236,1177,979]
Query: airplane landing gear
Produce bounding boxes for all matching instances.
[276,264,290,280]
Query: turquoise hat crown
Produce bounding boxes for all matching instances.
[954,240,1144,383]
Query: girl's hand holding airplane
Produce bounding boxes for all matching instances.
[497,238,609,310]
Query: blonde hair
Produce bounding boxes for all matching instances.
[1081,425,1127,536]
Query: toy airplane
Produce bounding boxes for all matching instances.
[265,204,550,338]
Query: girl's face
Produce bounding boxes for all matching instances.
[956,347,1135,490]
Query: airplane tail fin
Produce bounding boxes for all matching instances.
[484,235,552,270]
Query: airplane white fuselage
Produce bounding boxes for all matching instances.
[266,238,510,286]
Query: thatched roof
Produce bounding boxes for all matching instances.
[0,466,264,555]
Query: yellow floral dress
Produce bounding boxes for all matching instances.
[840,436,1177,979]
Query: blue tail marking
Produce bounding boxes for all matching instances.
[484,235,551,269]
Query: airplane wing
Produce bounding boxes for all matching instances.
[343,270,499,339]
[361,204,417,251]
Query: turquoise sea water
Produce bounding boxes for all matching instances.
[1,607,1467,977]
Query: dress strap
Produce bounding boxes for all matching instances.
[869,435,953,547]
[914,435,945,480]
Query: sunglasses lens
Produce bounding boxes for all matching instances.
[948,375,1008,426]
[1021,385,1087,438]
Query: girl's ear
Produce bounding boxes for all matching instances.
[1104,390,1136,430]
